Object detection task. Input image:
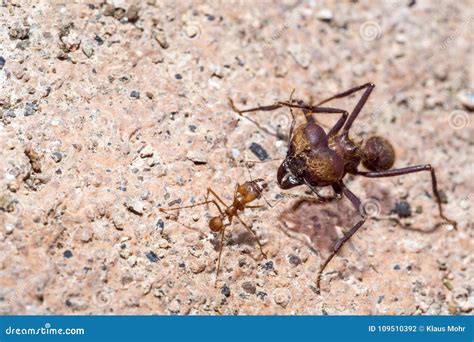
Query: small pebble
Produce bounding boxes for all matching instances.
[112,214,125,230]
[457,89,474,111]
[0,193,16,212]
[168,198,181,207]
[82,40,94,58]
[139,145,154,158]
[0,56,5,70]
[24,102,38,116]
[145,251,159,263]
[79,228,92,242]
[175,73,182,80]
[288,254,301,266]
[5,223,15,235]
[256,291,267,300]
[51,152,63,163]
[125,197,145,215]
[393,201,411,218]
[231,148,240,159]
[188,125,197,132]
[316,9,333,22]
[156,238,170,249]
[186,151,208,165]
[262,261,274,270]
[184,24,200,39]
[249,142,270,161]
[63,250,73,258]
[130,91,140,99]
[167,299,180,313]
[273,288,291,308]
[94,35,104,45]
[189,260,206,274]
[241,281,256,294]
[156,219,165,231]
[433,65,447,81]
[125,4,139,23]
[154,30,169,49]
[221,284,231,297]
[9,26,29,40]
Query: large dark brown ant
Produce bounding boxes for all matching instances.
[230,82,457,293]
[159,178,268,286]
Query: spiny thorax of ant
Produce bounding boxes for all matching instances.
[328,131,363,175]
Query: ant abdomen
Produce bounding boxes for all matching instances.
[362,135,395,171]
[209,217,223,232]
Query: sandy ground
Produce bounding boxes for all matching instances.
[0,0,473,315]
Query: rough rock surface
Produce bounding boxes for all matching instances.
[0,0,472,315]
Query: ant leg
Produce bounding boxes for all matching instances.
[316,182,367,294]
[292,184,343,210]
[229,98,287,138]
[230,98,349,125]
[207,187,230,209]
[214,224,229,287]
[283,105,348,128]
[305,182,343,203]
[356,165,457,229]
[313,83,375,132]
[328,111,348,137]
[315,83,375,106]
[235,214,267,258]
[159,200,220,212]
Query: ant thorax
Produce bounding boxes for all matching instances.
[328,132,363,175]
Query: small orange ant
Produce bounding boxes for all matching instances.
[159,178,269,285]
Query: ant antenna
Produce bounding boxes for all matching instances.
[229,98,278,137]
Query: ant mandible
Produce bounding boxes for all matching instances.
[230,82,457,293]
[160,179,268,286]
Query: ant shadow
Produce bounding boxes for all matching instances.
[209,225,264,260]
[278,187,444,256]
[279,199,353,256]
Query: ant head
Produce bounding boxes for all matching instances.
[282,122,344,187]
[209,216,223,232]
[253,178,268,191]
[237,179,267,202]
[362,135,395,171]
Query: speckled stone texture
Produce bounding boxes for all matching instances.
[0,0,472,315]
